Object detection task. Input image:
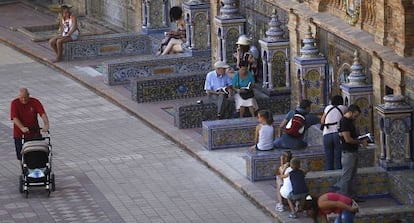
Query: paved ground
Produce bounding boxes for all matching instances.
[0,43,276,223]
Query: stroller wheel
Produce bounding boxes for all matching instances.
[51,174,56,192]
[19,175,24,193]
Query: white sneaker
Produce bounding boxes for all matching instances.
[275,203,284,212]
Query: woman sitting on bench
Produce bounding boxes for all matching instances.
[49,5,79,62]
[157,6,186,56]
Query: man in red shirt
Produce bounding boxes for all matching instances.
[10,88,49,160]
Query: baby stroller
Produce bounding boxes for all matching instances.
[18,132,55,197]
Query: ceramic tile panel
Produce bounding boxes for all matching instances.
[104,54,212,85]
[246,146,376,182]
[202,114,286,150]
[174,101,218,129]
[132,73,206,103]
[63,33,152,61]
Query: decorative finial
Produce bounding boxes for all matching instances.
[219,0,239,18]
[300,26,319,58]
[347,50,367,85]
[265,9,285,42]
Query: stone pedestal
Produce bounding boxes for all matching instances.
[141,0,170,34]
[258,9,290,96]
[294,26,327,112]
[375,95,414,170]
[214,0,246,65]
[182,0,211,56]
[340,50,374,134]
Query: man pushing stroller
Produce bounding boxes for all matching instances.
[10,88,49,160]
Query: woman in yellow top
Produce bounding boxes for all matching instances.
[49,5,79,62]
[158,6,186,55]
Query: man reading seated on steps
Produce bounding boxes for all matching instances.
[204,61,234,119]
[274,99,319,150]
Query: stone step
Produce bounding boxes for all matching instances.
[304,168,414,223]
[352,204,414,223]
[246,145,376,182]
[306,166,388,197]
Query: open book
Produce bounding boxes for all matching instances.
[240,82,252,90]
[357,133,374,143]
[216,86,229,94]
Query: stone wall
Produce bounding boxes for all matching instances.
[85,0,140,32]
[305,0,414,57]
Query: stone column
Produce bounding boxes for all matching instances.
[214,0,246,65]
[375,95,414,170]
[294,26,327,113]
[182,0,211,56]
[141,0,170,34]
[258,9,290,96]
[340,50,374,134]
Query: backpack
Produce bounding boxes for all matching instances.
[285,110,306,138]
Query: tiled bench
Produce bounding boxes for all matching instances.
[202,115,285,150]
[103,54,212,85]
[173,90,290,130]
[245,145,376,182]
[131,73,206,103]
[244,124,377,182]
[63,33,152,61]
[305,165,386,196]
[174,100,218,129]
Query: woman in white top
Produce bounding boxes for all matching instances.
[320,95,348,170]
[250,110,274,151]
[49,5,79,62]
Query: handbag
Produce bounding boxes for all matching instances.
[237,74,254,100]
[239,89,254,99]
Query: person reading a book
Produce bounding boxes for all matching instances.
[232,61,257,118]
[332,104,368,202]
[204,61,234,119]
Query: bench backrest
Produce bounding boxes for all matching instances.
[132,73,207,103]
[104,54,212,85]
[63,33,152,61]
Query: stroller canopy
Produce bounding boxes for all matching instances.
[22,141,49,155]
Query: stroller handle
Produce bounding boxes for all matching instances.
[22,127,51,142]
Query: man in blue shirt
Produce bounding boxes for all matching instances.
[274,99,319,149]
[204,61,234,119]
